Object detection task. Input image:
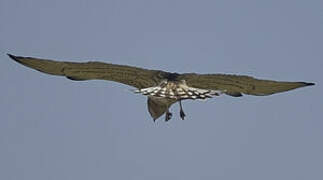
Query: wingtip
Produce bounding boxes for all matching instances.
[303,82,315,86]
[7,53,15,59]
[7,53,21,62]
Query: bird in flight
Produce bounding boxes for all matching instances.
[8,54,314,122]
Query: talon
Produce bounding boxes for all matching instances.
[179,100,186,120]
[180,110,186,120]
[165,112,172,122]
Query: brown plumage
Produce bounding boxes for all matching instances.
[8,54,315,122]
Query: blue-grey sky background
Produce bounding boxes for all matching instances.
[1,0,322,179]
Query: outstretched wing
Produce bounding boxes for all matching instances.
[179,73,314,96]
[8,54,164,89]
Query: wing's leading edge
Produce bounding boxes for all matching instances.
[179,73,314,96]
[8,54,163,89]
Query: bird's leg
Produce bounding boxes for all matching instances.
[165,108,172,122]
[179,100,186,120]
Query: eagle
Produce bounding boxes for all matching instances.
[8,54,314,122]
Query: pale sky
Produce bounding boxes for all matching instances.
[1,0,322,179]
